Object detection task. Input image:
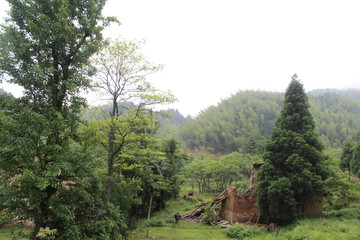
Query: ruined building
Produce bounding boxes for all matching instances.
[182,162,323,224]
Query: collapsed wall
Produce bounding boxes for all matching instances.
[181,162,323,225]
[219,162,323,224]
[220,162,263,224]
[220,186,260,223]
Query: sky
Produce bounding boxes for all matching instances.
[1,0,360,116]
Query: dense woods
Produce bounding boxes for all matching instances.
[179,89,360,153]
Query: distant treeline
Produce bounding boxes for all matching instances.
[177,89,360,153]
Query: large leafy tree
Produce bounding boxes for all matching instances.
[0,0,121,239]
[255,74,329,224]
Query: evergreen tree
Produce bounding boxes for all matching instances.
[255,74,329,224]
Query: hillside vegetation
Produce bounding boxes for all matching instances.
[179,89,360,153]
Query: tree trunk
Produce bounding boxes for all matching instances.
[104,154,115,203]
[103,125,116,203]
[30,223,41,240]
[147,195,153,220]
[146,194,153,238]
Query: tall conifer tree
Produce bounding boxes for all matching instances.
[255,74,328,224]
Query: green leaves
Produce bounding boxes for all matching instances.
[183,152,257,193]
[91,37,175,118]
[267,177,297,221]
[0,0,121,238]
[255,75,328,224]
[180,89,360,153]
[340,138,360,178]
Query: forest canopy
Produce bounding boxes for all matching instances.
[179,89,360,154]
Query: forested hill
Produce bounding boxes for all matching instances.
[179,89,360,153]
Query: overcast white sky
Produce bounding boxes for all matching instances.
[1,0,360,116]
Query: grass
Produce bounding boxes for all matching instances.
[128,186,227,240]
[129,207,360,240]
[249,216,360,240]
[0,227,29,240]
[130,221,232,240]
[129,191,360,240]
[1,186,359,240]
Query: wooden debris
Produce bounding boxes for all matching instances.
[180,188,228,223]
[219,220,231,228]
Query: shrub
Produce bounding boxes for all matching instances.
[201,201,216,225]
[224,224,266,239]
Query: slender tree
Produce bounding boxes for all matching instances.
[90,38,176,204]
[0,1,120,239]
[255,74,329,224]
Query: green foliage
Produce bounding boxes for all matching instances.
[160,138,189,196]
[224,224,266,240]
[181,91,281,154]
[201,201,216,225]
[91,37,175,116]
[180,89,360,154]
[309,92,360,147]
[183,152,258,193]
[255,75,328,224]
[0,98,126,239]
[351,141,360,178]
[82,36,181,235]
[324,174,359,210]
[89,37,176,212]
[321,147,360,211]
[340,141,354,173]
[87,108,184,222]
[0,0,122,239]
[338,138,360,178]
[36,228,57,240]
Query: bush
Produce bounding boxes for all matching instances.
[201,201,216,225]
[324,175,360,210]
[224,224,266,239]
